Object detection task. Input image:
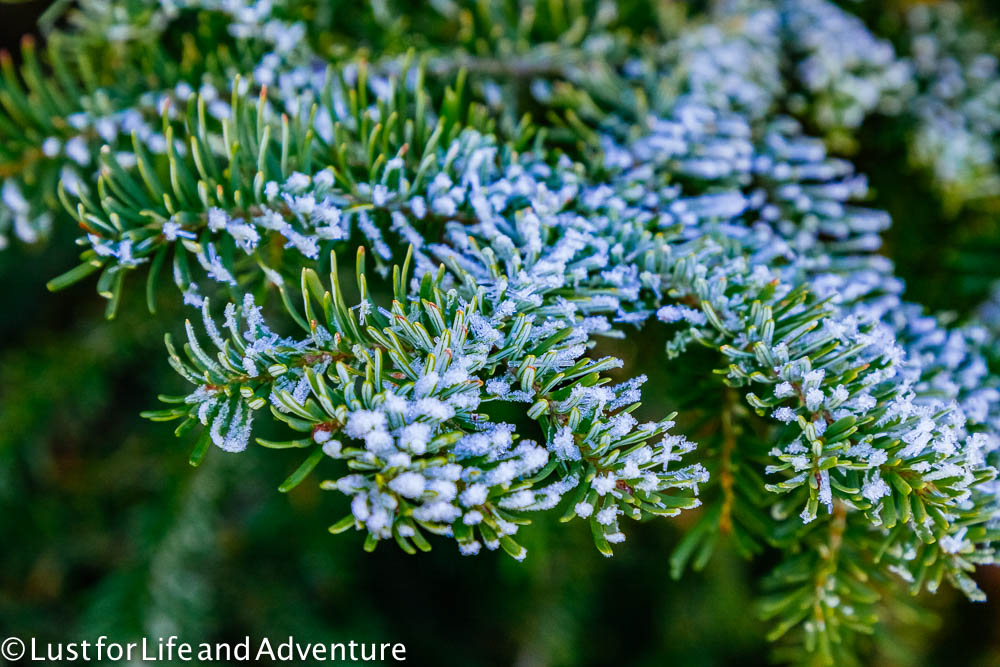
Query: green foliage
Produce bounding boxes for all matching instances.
[4,1,1000,665]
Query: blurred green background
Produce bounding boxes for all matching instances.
[3,2,1000,665]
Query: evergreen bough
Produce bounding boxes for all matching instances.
[3,0,1000,663]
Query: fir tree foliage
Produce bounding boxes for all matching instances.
[3,0,1000,663]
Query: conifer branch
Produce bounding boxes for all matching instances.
[4,0,1000,663]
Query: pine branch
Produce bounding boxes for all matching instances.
[145,247,706,557]
[5,1,1000,663]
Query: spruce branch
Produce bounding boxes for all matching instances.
[145,247,706,558]
[5,0,1000,663]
